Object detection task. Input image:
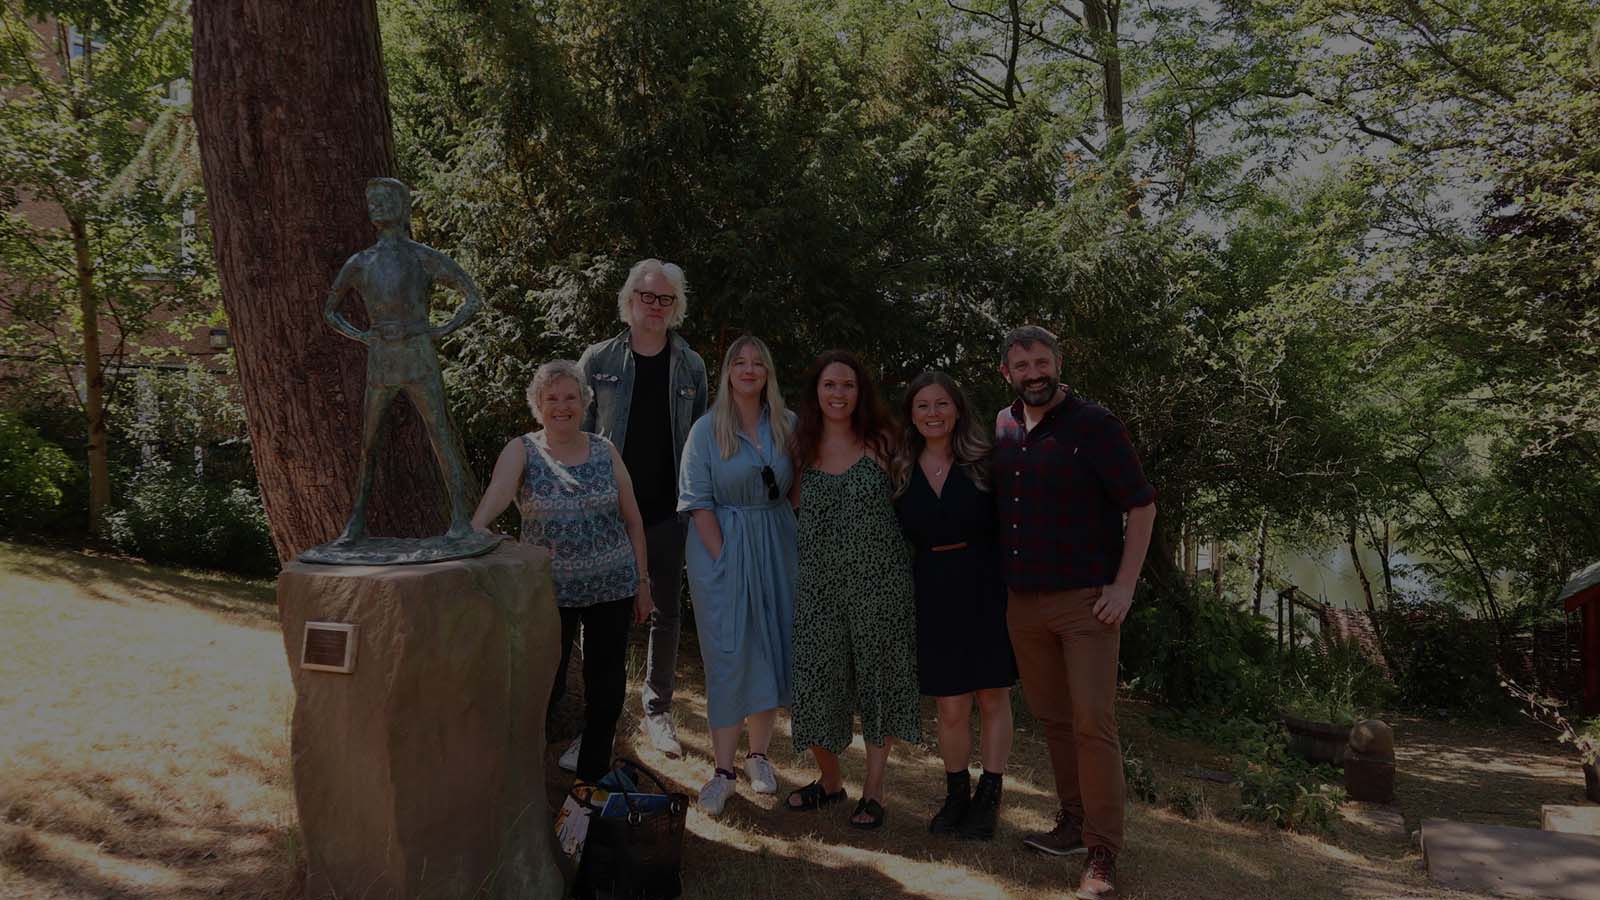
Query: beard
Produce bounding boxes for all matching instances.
[1012,373,1060,407]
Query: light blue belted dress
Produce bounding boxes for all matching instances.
[677,407,798,729]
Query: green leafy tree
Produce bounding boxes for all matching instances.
[0,0,209,535]
[1243,0,1600,617]
[0,410,76,530]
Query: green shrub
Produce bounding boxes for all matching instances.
[1122,584,1279,715]
[1379,599,1504,715]
[1280,638,1394,725]
[107,460,277,576]
[1294,635,1396,720]
[0,412,79,533]
[1123,747,1159,804]
[1163,783,1205,819]
[1238,767,1344,833]
[1222,719,1344,833]
[1155,711,1345,833]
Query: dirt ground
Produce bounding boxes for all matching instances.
[0,542,1591,899]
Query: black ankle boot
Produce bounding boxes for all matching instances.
[929,769,971,834]
[957,771,1003,840]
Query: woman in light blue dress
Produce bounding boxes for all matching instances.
[678,335,798,816]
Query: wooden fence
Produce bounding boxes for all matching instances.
[1279,596,1585,708]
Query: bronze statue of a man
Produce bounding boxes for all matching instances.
[318,177,481,555]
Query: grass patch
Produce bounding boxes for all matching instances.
[0,541,295,900]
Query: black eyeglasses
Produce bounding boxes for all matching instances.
[760,465,779,501]
[634,290,677,308]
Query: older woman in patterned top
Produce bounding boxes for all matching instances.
[472,359,654,784]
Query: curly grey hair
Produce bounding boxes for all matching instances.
[526,360,592,424]
[615,258,689,329]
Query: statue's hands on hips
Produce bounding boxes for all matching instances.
[633,582,655,625]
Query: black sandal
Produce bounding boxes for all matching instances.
[849,797,887,830]
[785,780,847,811]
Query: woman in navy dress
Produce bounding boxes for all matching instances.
[891,371,1017,840]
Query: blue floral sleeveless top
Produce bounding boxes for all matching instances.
[516,432,639,608]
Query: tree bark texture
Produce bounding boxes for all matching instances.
[1252,513,1268,616]
[1211,541,1224,601]
[1081,0,1140,216]
[70,216,110,537]
[192,0,449,561]
[1182,527,1198,582]
[1410,454,1504,637]
[1347,520,1377,617]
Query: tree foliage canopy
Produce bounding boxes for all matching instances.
[370,0,1600,617]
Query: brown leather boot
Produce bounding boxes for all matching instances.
[1076,846,1118,900]
[1021,809,1086,856]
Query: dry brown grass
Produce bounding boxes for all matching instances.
[1,540,1585,899]
[0,543,298,900]
[583,662,1525,900]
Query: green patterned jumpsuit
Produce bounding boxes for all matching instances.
[791,455,921,753]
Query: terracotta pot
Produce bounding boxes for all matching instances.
[1585,762,1599,804]
[1282,715,1353,767]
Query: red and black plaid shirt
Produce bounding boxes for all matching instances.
[993,390,1156,591]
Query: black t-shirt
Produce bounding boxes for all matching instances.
[623,348,677,527]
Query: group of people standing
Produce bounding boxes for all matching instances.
[471,258,1157,900]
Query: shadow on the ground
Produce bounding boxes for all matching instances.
[4,543,278,625]
[0,767,299,900]
[535,627,1458,899]
[1391,714,1590,829]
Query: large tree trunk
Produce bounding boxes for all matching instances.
[192,0,449,561]
[69,216,110,537]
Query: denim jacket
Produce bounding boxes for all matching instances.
[577,328,709,472]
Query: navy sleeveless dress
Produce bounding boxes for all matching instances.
[894,464,1017,696]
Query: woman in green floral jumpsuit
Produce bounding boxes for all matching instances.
[785,350,919,830]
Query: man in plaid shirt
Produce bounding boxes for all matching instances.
[993,325,1156,900]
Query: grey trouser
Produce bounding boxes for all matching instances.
[641,517,688,716]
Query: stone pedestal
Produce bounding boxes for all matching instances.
[277,542,563,900]
[1343,720,1396,803]
[1344,753,1396,803]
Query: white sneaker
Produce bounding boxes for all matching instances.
[642,712,683,757]
[744,755,778,795]
[558,735,582,773]
[697,772,737,816]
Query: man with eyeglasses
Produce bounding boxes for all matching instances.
[566,258,708,768]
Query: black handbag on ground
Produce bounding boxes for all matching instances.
[573,758,689,900]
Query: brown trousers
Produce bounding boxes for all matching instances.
[1007,586,1125,853]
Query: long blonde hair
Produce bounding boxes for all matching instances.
[891,371,991,498]
[712,335,791,459]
